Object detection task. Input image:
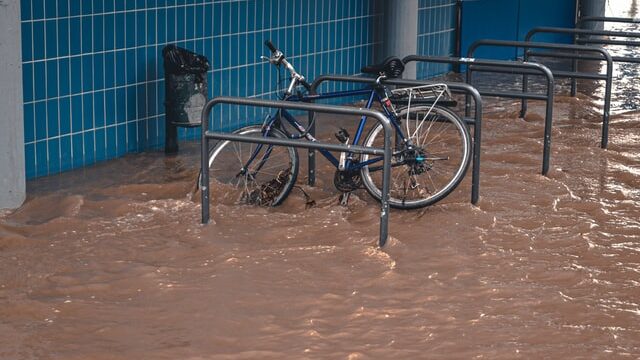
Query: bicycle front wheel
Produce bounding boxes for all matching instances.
[199,125,299,206]
[361,105,471,209]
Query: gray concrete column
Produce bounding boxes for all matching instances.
[0,1,26,210]
[579,0,606,30]
[383,0,419,79]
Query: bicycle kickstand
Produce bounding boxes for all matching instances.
[339,192,351,206]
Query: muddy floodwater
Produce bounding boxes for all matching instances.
[3,11,640,360]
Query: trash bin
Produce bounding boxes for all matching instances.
[162,45,210,153]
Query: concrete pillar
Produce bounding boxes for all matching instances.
[0,1,26,210]
[579,0,606,30]
[383,0,419,79]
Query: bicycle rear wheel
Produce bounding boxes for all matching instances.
[199,125,299,206]
[361,105,471,209]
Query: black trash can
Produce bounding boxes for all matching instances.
[162,45,210,154]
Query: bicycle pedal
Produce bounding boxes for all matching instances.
[335,128,350,143]
[339,192,351,206]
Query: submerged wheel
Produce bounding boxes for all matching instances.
[198,125,299,206]
[361,105,471,209]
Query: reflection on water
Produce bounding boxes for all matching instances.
[1,4,640,360]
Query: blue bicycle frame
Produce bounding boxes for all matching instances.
[261,86,409,172]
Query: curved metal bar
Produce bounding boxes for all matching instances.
[402,55,555,175]
[309,74,483,204]
[578,16,640,26]
[200,96,393,247]
[468,39,614,149]
[526,26,640,41]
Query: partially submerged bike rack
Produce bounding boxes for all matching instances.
[200,96,394,247]
[307,76,484,205]
[402,55,555,175]
[467,40,614,148]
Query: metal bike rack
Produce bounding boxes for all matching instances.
[468,39,614,148]
[403,55,555,175]
[307,75,484,205]
[200,96,394,247]
[577,16,640,27]
[525,26,640,98]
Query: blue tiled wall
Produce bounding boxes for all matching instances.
[21,0,460,179]
[416,0,457,79]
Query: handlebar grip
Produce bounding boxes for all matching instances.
[264,40,277,53]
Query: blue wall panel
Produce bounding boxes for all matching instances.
[20,0,385,179]
[461,0,577,59]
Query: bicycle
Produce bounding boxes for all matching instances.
[199,40,472,209]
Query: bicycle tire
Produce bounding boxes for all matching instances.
[360,105,471,209]
[198,125,299,206]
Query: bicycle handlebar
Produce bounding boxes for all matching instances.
[264,40,309,95]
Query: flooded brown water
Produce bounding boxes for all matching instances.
[2,10,640,360]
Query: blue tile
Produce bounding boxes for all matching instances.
[136,11,146,46]
[24,103,35,143]
[115,50,126,86]
[94,91,105,127]
[70,56,82,94]
[176,7,185,40]
[145,46,156,81]
[82,55,93,91]
[58,0,69,17]
[146,83,156,116]
[147,10,156,44]
[157,9,166,44]
[59,96,71,135]
[32,21,45,60]
[81,0,92,15]
[116,124,126,156]
[104,14,115,51]
[95,128,106,162]
[204,4,213,37]
[115,13,125,49]
[47,138,60,174]
[81,17,92,53]
[166,8,175,42]
[83,131,95,164]
[104,52,115,88]
[127,121,137,151]
[187,7,197,40]
[58,58,70,96]
[25,143,36,179]
[93,0,104,14]
[72,133,84,168]
[82,93,94,130]
[69,0,80,15]
[126,49,136,85]
[34,101,47,140]
[93,15,104,52]
[116,87,127,123]
[21,0,32,21]
[148,117,158,147]
[57,19,69,57]
[46,99,59,137]
[21,23,33,62]
[126,85,136,121]
[60,135,73,171]
[45,0,56,18]
[106,125,117,159]
[104,0,114,13]
[136,84,146,118]
[32,0,44,19]
[125,12,135,48]
[136,118,147,148]
[46,60,58,98]
[115,0,125,11]
[71,95,83,132]
[69,17,81,55]
[22,63,34,103]
[136,47,146,83]
[105,89,116,125]
[35,140,48,177]
[93,54,104,90]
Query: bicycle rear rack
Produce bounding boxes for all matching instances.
[308,76,484,205]
[402,55,555,175]
[200,96,394,247]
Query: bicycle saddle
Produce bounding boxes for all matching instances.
[361,57,405,78]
